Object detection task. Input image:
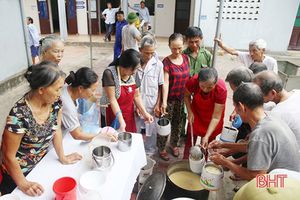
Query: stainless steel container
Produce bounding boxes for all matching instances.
[92,146,112,169]
[117,132,132,152]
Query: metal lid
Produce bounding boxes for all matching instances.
[136,172,166,200]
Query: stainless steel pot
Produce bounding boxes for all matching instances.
[92,146,112,169]
[117,132,132,152]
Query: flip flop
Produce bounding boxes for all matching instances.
[171,147,180,157]
[159,151,170,161]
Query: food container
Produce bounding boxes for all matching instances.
[157,118,171,136]
[138,156,156,189]
[189,155,205,174]
[79,171,106,193]
[220,126,238,142]
[136,161,209,200]
[53,177,77,200]
[117,132,132,152]
[200,163,224,190]
[92,146,113,169]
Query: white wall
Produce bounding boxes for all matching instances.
[0,0,29,82]
[197,0,300,52]
[77,0,88,34]
[23,0,41,33]
[155,0,176,37]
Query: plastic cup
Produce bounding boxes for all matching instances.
[53,177,77,200]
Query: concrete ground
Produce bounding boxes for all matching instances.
[0,34,299,199]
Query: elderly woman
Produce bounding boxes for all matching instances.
[39,35,64,64]
[101,49,153,132]
[183,67,227,158]
[215,38,278,73]
[159,33,190,161]
[0,61,82,196]
[61,67,116,142]
[136,35,163,155]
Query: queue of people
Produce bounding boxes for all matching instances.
[1,9,300,199]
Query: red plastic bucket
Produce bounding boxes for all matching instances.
[53,177,77,200]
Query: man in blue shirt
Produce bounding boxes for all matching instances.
[114,11,127,60]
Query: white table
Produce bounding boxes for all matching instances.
[12,133,147,200]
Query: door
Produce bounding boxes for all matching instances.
[87,0,100,34]
[289,5,300,50]
[174,0,191,34]
[37,0,51,34]
[66,0,78,34]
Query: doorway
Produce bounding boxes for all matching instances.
[174,0,191,34]
[37,0,51,34]
[99,0,121,34]
[66,0,78,34]
[50,0,59,33]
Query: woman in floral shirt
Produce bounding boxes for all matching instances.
[0,61,82,196]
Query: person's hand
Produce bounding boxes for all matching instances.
[229,110,237,122]
[160,102,168,115]
[136,107,142,117]
[154,104,161,117]
[101,131,118,142]
[214,37,223,48]
[201,135,209,149]
[187,111,194,124]
[128,3,130,7]
[19,180,44,196]
[118,120,126,132]
[208,140,223,150]
[209,152,226,166]
[144,112,154,124]
[60,153,82,164]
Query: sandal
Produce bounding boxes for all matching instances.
[171,147,180,157]
[159,151,170,161]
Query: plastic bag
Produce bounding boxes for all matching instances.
[110,114,120,130]
[78,98,101,134]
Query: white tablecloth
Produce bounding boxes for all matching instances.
[12,133,147,200]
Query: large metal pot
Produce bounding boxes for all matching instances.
[136,161,209,200]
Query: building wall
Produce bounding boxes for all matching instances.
[0,0,29,82]
[23,0,41,33]
[194,0,300,52]
[155,0,176,37]
[128,0,156,33]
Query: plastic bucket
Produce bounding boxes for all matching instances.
[53,177,77,200]
[200,163,224,191]
[138,156,156,188]
[220,126,238,142]
[189,156,205,174]
[157,118,171,136]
